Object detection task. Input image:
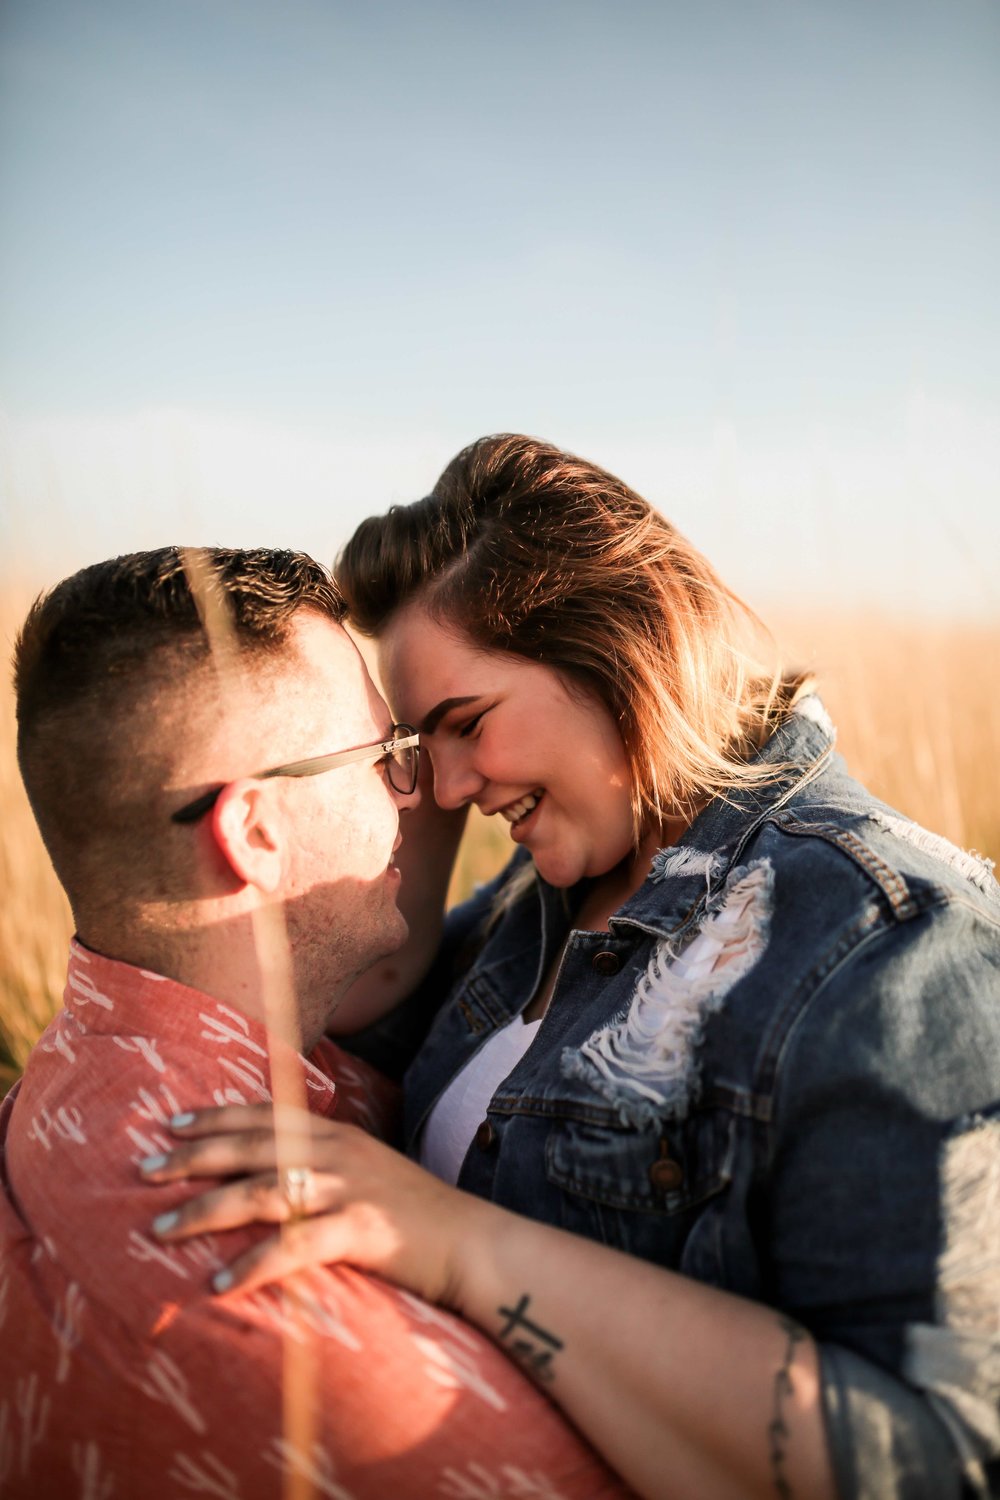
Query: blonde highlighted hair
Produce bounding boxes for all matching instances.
[337,434,811,841]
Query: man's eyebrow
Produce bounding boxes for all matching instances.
[419,696,481,735]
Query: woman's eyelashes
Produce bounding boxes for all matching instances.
[456,708,488,739]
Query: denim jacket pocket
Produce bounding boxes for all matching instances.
[543,1106,738,1261]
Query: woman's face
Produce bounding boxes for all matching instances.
[377,604,635,887]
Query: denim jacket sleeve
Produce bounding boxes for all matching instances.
[769,895,1000,1500]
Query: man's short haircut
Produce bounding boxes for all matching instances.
[14,547,345,913]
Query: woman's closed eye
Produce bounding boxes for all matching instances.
[457,709,488,738]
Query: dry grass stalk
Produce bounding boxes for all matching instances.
[0,585,74,1091]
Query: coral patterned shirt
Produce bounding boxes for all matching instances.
[0,941,627,1500]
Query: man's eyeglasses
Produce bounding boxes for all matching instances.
[171,724,420,825]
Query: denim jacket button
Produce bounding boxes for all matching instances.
[649,1156,684,1192]
[592,949,622,976]
[475,1119,498,1151]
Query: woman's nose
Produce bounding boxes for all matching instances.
[431,749,485,810]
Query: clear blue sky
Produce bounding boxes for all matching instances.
[1,0,997,615]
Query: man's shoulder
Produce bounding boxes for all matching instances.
[10,990,255,1159]
[2,989,262,1301]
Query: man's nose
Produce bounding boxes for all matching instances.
[392,778,421,811]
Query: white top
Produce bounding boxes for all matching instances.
[420,1013,543,1185]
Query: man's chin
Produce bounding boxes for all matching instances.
[360,903,410,968]
[381,906,410,955]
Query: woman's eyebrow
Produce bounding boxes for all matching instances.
[419,696,481,735]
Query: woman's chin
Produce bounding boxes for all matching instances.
[527,849,585,889]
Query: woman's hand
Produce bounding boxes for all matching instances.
[141,1104,485,1304]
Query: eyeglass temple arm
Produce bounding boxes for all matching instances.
[171,730,418,823]
[262,732,418,781]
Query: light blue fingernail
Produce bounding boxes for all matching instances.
[152,1211,178,1235]
[139,1154,168,1173]
[212,1269,234,1294]
[170,1112,197,1128]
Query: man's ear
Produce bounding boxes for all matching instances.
[210,780,284,894]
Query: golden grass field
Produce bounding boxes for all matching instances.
[2,589,998,1096]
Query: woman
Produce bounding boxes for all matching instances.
[147,435,1000,1500]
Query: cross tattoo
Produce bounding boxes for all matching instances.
[496,1293,564,1383]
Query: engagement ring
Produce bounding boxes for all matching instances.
[281,1166,315,1219]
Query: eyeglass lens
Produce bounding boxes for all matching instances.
[387,727,419,795]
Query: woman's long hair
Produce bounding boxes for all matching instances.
[337,434,811,840]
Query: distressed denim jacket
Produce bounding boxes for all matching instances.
[384,701,1000,1499]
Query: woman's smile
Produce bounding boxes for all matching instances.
[497,789,543,827]
[502,789,545,845]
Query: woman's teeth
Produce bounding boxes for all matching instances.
[501,791,542,825]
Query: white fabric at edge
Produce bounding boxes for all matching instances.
[420,1014,542,1185]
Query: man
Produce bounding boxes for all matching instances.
[0,548,623,1499]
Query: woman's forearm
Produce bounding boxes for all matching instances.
[327,631,470,1033]
[147,1111,838,1500]
[449,1197,837,1500]
[328,785,468,1033]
